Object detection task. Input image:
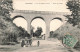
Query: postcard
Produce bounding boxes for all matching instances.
[0,0,80,52]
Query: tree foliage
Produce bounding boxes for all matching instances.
[66,1,80,26]
[0,0,31,44]
[18,27,31,38]
[0,0,13,17]
[33,27,43,37]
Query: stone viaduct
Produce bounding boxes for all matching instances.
[11,10,70,38]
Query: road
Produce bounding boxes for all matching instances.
[14,38,79,52]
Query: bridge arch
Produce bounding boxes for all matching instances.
[31,16,45,23]
[31,16,46,35]
[50,17,63,31]
[12,15,26,21]
[12,15,28,31]
[52,17,63,22]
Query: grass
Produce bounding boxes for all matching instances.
[0,43,22,52]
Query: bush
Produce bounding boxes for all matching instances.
[53,33,59,38]
[49,32,59,38]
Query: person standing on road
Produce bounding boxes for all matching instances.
[37,40,40,46]
[25,37,28,47]
[21,39,25,47]
[44,34,45,40]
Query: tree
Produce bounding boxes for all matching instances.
[34,27,43,37]
[18,27,30,38]
[66,0,80,26]
[0,0,13,17]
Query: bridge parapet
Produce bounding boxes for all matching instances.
[13,10,70,15]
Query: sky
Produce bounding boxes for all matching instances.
[12,0,69,34]
[13,0,70,12]
[50,19,63,31]
[13,18,27,30]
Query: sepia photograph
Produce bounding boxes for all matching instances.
[0,0,80,52]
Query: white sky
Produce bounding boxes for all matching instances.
[13,18,27,30]
[50,19,63,31]
[13,0,70,12]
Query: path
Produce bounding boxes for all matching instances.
[14,38,79,52]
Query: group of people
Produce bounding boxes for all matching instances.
[21,37,40,47]
[21,34,46,47]
[21,36,32,47]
